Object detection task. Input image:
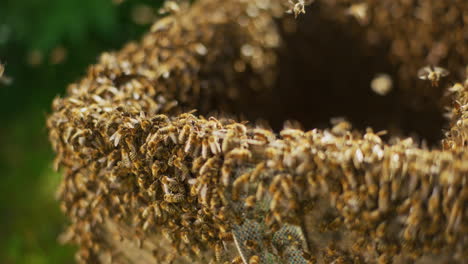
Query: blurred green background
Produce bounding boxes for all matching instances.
[0,0,163,263]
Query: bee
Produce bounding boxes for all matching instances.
[244,195,256,208]
[231,256,243,264]
[214,243,225,262]
[0,62,12,86]
[178,124,192,143]
[370,74,393,96]
[417,65,449,86]
[378,183,390,213]
[244,240,259,252]
[159,0,180,15]
[161,175,180,193]
[249,255,260,264]
[253,128,275,143]
[226,148,252,163]
[200,156,219,175]
[347,3,368,24]
[221,161,233,186]
[160,201,178,215]
[164,193,185,203]
[157,125,178,144]
[280,128,304,140]
[184,131,198,154]
[287,0,311,18]
[232,172,251,200]
[208,135,221,155]
[448,82,465,93]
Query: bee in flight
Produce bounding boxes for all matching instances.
[418,65,449,86]
[0,61,13,86]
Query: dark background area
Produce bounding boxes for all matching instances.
[0,0,162,262]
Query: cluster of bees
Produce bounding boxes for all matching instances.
[48,0,468,263]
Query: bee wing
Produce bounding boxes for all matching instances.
[434,66,450,77]
[417,67,431,80]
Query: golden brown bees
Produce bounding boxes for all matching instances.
[47,0,468,263]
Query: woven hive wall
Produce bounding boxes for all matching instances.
[47,0,468,263]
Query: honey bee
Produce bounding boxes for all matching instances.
[253,128,275,143]
[244,240,259,252]
[231,256,243,264]
[226,148,252,163]
[221,161,233,187]
[448,83,465,93]
[0,61,12,85]
[200,157,219,175]
[178,124,192,143]
[287,0,311,18]
[164,193,185,203]
[232,172,251,200]
[280,128,304,140]
[418,65,449,86]
[244,195,256,208]
[249,255,260,264]
[214,243,225,262]
[347,3,368,24]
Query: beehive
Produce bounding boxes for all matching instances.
[47,0,468,263]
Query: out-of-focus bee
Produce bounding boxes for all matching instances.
[287,0,311,18]
[417,65,449,86]
[346,3,368,24]
[232,172,251,200]
[244,239,259,251]
[448,83,465,93]
[226,148,252,163]
[0,62,12,85]
[214,243,225,262]
[200,156,219,175]
[159,0,181,15]
[244,195,256,208]
[249,255,260,264]
[231,256,243,264]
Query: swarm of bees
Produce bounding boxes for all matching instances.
[48,0,468,263]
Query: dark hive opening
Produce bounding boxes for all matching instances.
[234,4,447,145]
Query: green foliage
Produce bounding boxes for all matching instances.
[0,0,163,263]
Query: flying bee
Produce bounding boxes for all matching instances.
[0,61,12,85]
[346,3,368,24]
[417,65,449,86]
[287,0,311,18]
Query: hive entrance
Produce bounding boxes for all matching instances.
[233,6,446,145]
